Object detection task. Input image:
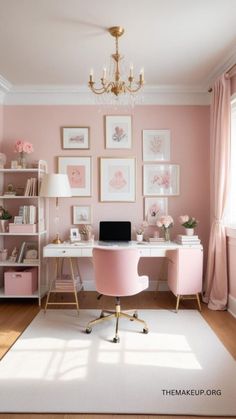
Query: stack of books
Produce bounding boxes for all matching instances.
[176,234,201,246]
[19,205,37,224]
[24,178,38,196]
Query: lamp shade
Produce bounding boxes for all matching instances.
[39,174,72,197]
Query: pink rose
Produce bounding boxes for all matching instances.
[23,142,33,154]
[14,140,24,153]
[179,215,189,224]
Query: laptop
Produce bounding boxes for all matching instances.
[99,221,131,246]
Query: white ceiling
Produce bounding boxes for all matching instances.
[0,0,236,101]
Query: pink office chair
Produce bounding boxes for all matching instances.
[167,248,203,312]
[85,247,149,343]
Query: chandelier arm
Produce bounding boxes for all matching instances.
[124,84,144,93]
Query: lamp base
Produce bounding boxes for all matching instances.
[52,234,62,244]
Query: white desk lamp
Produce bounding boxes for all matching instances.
[40,173,72,244]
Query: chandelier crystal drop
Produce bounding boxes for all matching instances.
[88,26,145,97]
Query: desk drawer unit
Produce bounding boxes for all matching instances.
[43,248,83,257]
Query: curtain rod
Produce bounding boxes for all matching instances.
[208,63,236,92]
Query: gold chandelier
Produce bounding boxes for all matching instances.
[88,26,144,97]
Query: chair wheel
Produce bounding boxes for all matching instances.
[113,336,120,343]
[100,312,104,318]
[133,311,138,319]
[143,328,149,334]
[86,327,92,334]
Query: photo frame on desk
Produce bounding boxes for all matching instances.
[100,157,135,202]
[58,156,92,197]
[105,115,132,149]
[61,127,90,149]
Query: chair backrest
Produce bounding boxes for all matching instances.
[92,247,143,297]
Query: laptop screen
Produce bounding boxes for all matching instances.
[99,221,131,242]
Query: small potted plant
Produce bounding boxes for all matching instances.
[0,206,12,232]
[179,215,198,236]
[135,221,148,242]
[156,215,174,241]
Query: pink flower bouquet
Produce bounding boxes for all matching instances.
[156,215,174,229]
[14,140,33,154]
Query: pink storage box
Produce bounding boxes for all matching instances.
[9,223,37,233]
[4,268,38,295]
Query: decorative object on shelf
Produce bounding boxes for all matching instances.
[58,156,91,197]
[14,140,34,168]
[143,164,180,196]
[62,127,90,150]
[135,221,148,242]
[4,183,16,196]
[79,224,93,241]
[105,116,132,149]
[142,130,171,162]
[0,206,12,232]
[73,205,92,225]
[0,153,7,168]
[40,173,72,244]
[8,247,17,262]
[100,157,135,202]
[11,160,18,169]
[179,215,198,236]
[156,215,174,242]
[88,26,144,98]
[0,248,8,262]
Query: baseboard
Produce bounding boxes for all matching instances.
[228,294,236,318]
[82,280,169,292]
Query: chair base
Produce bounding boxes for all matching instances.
[85,298,148,343]
[175,293,202,312]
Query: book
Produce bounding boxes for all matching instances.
[17,242,26,263]
[177,234,199,240]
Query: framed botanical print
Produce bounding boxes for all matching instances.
[144,197,168,225]
[73,205,92,225]
[58,156,91,197]
[143,164,180,196]
[143,130,170,161]
[100,157,135,202]
[105,115,132,149]
[62,127,90,149]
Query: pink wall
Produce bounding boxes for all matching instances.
[2,104,210,281]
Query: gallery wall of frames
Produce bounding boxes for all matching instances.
[1,104,210,255]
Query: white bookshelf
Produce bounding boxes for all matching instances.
[0,160,49,306]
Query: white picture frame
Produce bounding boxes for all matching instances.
[143,130,170,161]
[105,115,132,149]
[70,227,81,242]
[58,156,91,197]
[73,205,92,225]
[145,197,168,225]
[100,157,135,202]
[143,164,180,196]
[62,127,90,149]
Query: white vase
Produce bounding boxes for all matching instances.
[136,233,143,242]
[185,228,194,236]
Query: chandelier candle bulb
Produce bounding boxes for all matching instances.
[130,64,134,77]
[89,69,94,82]
[103,67,107,79]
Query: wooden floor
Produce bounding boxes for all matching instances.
[0,291,236,419]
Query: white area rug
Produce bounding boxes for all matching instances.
[0,309,235,415]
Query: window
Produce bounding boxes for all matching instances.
[226,94,236,226]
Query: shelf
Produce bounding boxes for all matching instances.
[0,168,44,173]
[0,288,39,298]
[0,262,39,267]
[0,231,47,236]
[0,195,39,199]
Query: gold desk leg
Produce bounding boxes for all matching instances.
[69,257,80,315]
[196,293,202,311]
[176,295,180,313]
[44,258,58,313]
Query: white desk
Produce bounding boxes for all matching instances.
[43,241,203,310]
[43,240,202,258]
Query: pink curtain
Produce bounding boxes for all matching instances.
[203,74,231,310]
